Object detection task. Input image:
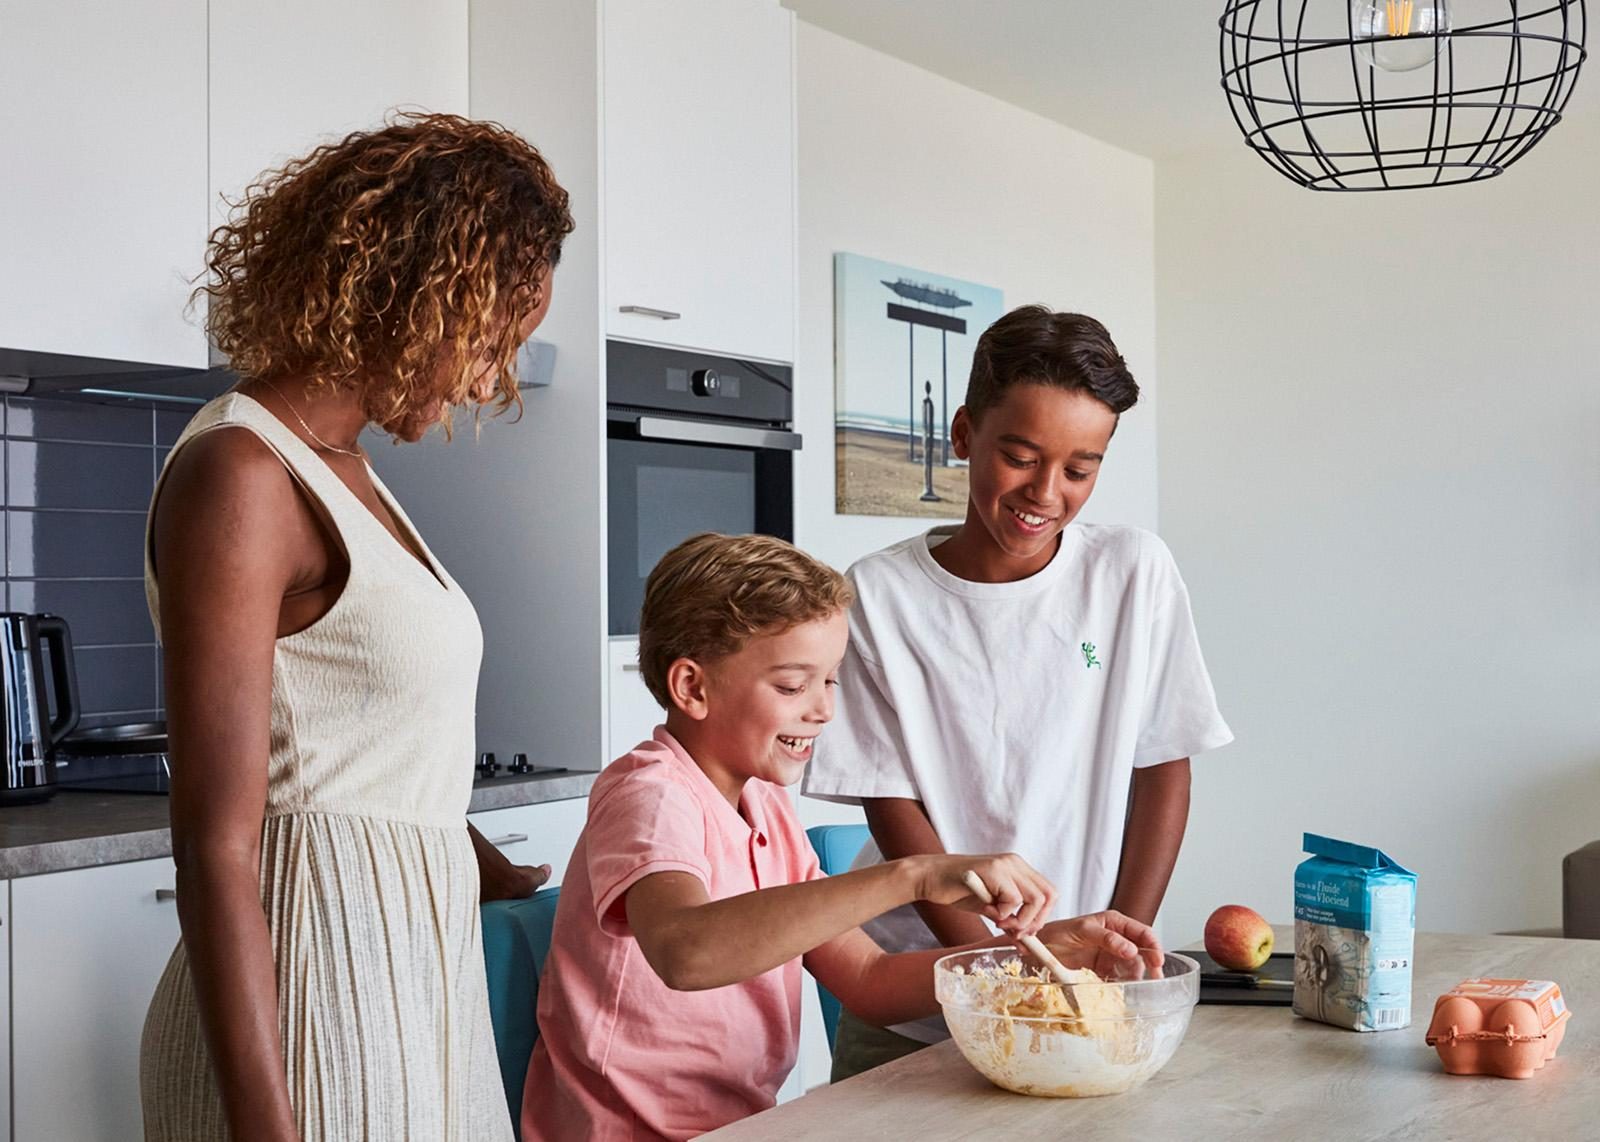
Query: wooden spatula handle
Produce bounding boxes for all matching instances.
[961,869,1083,1014]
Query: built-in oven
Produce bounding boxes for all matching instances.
[606,340,800,637]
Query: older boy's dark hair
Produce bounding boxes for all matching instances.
[963,305,1139,420]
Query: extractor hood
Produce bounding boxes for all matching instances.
[0,335,555,410]
[0,344,233,408]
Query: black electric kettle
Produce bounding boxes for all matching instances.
[0,613,80,805]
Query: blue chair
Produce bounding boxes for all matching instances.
[804,824,871,1050]
[481,888,561,1139]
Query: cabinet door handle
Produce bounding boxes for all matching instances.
[618,305,681,320]
[622,663,641,673]
[155,888,178,902]
[488,833,529,847]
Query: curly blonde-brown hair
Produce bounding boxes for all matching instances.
[638,533,855,709]
[199,111,574,436]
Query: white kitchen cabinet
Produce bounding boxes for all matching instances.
[10,857,181,1142]
[209,0,469,233]
[0,882,9,1142]
[470,798,590,888]
[604,0,795,363]
[608,636,664,762]
[0,0,208,368]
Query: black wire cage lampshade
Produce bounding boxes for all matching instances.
[1220,2,1588,190]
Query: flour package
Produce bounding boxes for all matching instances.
[1293,833,1417,1032]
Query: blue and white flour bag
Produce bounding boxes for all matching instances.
[1293,833,1417,1032]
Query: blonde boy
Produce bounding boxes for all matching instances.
[522,533,1161,1141]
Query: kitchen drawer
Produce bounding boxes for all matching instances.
[469,798,589,888]
[0,882,9,1142]
[608,636,664,763]
[10,856,181,1142]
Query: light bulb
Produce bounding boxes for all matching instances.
[1352,0,1451,72]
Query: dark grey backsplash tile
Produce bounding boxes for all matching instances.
[7,439,154,511]
[8,510,147,578]
[1,397,167,721]
[8,579,153,646]
[5,396,152,445]
[72,644,160,716]
[155,408,197,447]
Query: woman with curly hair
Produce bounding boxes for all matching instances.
[139,112,574,1141]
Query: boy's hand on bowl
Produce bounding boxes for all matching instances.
[913,853,1058,936]
[1039,911,1165,980]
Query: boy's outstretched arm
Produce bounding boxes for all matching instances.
[624,852,1056,992]
[863,797,994,946]
[806,911,1165,1028]
[1108,758,1191,925]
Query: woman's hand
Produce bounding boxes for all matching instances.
[468,822,552,902]
[480,861,552,902]
[1038,910,1165,979]
[906,853,1057,936]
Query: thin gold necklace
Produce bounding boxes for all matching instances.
[257,378,365,459]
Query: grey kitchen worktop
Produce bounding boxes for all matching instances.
[0,769,598,880]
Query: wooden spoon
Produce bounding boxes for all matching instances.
[962,869,1083,1017]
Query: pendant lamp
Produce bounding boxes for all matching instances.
[1219,2,1587,190]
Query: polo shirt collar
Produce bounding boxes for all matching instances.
[652,726,771,844]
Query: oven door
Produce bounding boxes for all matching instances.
[606,415,797,636]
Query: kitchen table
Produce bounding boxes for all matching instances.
[706,928,1598,1140]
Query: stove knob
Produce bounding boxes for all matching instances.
[476,751,501,778]
[510,753,534,775]
[690,368,720,398]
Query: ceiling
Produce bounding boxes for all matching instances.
[784,1,1598,160]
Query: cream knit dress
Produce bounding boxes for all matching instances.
[139,393,513,1141]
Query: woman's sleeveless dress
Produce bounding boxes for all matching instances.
[139,393,513,1140]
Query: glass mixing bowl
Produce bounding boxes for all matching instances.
[934,949,1200,1097]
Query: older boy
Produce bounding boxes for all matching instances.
[523,533,1161,1141]
[804,306,1233,1078]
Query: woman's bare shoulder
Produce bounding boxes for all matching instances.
[154,426,308,570]
[159,425,296,512]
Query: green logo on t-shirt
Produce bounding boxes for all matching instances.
[1081,641,1102,669]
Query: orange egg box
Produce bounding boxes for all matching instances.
[1424,979,1570,1079]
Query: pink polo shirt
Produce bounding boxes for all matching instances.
[522,728,823,1142]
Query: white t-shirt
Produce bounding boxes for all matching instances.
[802,524,1233,1042]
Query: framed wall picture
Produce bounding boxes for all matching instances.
[834,252,1004,518]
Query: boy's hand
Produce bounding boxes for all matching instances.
[909,853,1057,936]
[1038,911,1165,979]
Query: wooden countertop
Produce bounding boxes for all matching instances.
[708,927,1598,1140]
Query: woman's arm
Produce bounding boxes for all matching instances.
[155,431,315,1142]
[805,911,1165,1027]
[623,851,1056,992]
[469,822,551,901]
[863,797,993,946]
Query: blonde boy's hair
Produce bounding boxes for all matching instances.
[638,533,854,708]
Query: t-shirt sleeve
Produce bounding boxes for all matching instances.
[790,814,827,884]
[586,772,713,935]
[1133,573,1235,768]
[801,633,920,805]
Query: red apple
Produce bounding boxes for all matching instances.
[1204,905,1274,971]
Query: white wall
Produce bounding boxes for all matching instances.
[1155,134,1600,946]
[792,23,1159,577]
[367,0,607,770]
